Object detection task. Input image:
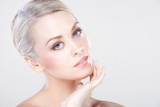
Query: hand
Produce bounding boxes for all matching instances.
[61,60,106,107]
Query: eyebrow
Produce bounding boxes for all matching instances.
[45,21,79,46]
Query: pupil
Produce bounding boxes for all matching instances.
[56,43,60,48]
[74,31,79,36]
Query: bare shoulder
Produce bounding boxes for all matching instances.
[16,92,44,107]
[91,98,125,107]
[17,100,35,107]
[16,97,39,107]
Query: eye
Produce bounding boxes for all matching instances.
[73,28,82,37]
[53,42,64,50]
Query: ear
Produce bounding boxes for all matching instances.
[24,56,44,73]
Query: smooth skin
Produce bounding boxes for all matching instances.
[17,11,124,107]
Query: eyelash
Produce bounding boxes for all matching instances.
[52,28,82,50]
[73,28,82,37]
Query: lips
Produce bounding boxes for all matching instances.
[74,56,88,67]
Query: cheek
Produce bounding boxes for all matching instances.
[40,52,69,71]
[41,56,57,70]
[41,55,63,70]
[82,36,91,52]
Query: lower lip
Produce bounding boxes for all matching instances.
[74,57,88,68]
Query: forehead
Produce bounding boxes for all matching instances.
[31,11,77,43]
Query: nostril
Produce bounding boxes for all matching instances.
[73,47,84,56]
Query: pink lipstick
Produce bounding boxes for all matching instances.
[74,56,88,68]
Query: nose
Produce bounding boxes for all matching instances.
[72,46,84,57]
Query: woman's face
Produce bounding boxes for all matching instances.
[32,11,93,80]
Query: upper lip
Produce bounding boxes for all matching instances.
[74,56,88,67]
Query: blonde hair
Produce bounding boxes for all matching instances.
[12,0,73,59]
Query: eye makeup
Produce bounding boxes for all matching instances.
[51,27,83,50]
[72,28,82,38]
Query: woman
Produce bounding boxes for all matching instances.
[12,0,124,107]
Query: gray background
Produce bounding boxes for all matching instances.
[0,0,160,107]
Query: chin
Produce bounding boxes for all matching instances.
[76,65,93,80]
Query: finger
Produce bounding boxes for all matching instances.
[91,66,96,80]
[94,60,98,76]
[92,62,97,81]
[90,71,93,81]
[96,61,101,76]
[91,60,97,81]
[96,68,105,86]
[89,66,106,89]
[90,59,95,81]
[100,66,105,81]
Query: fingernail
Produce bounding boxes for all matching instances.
[103,66,106,71]
[92,59,94,65]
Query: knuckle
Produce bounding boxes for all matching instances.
[88,82,94,89]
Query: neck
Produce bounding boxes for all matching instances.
[42,71,82,103]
